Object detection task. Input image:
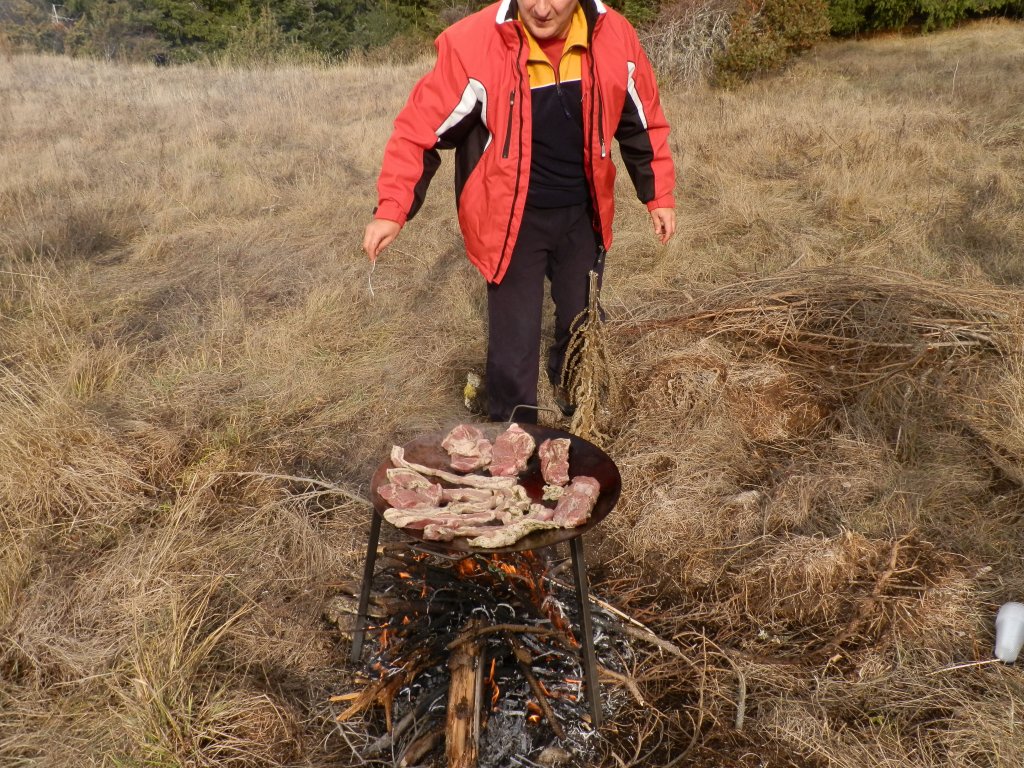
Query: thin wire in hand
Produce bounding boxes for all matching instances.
[367,259,376,298]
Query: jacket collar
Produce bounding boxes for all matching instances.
[495,0,606,25]
[522,4,589,62]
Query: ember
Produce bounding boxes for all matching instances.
[334,545,635,767]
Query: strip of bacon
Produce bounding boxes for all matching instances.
[466,517,561,548]
[391,446,517,489]
[384,507,516,530]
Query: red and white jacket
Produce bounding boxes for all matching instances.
[374,0,676,284]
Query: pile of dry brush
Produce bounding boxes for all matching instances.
[565,266,1024,765]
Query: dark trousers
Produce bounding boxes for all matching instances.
[486,202,602,423]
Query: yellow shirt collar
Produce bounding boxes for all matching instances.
[521,4,589,64]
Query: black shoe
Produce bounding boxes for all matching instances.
[552,385,576,418]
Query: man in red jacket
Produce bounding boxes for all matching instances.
[363,0,676,422]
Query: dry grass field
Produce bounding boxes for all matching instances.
[2,19,1024,767]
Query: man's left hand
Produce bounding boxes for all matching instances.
[650,208,676,245]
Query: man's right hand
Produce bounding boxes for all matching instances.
[363,219,402,261]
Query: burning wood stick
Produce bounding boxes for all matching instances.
[544,574,692,659]
[362,686,446,757]
[446,619,484,768]
[333,674,406,726]
[445,623,574,652]
[507,633,566,741]
[399,728,442,767]
[324,591,445,624]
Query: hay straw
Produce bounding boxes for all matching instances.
[562,269,618,445]
[927,658,1001,675]
[617,266,1021,397]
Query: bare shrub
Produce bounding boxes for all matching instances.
[641,0,736,84]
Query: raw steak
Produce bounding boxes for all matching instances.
[552,475,601,527]
[489,423,536,477]
[441,423,493,472]
[377,468,443,509]
[538,438,571,486]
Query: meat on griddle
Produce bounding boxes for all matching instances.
[385,507,516,530]
[377,467,443,509]
[538,438,571,486]
[552,475,601,527]
[391,445,516,489]
[441,423,493,472]
[489,423,536,477]
[463,515,561,548]
[379,428,601,548]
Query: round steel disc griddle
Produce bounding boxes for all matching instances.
[370,422,621,554]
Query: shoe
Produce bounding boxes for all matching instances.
[552,385,576,418]
[463,372,488,415]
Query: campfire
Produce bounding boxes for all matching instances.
[331,544,638,767]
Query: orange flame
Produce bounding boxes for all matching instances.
[526,701,543,725]
[479,657,499,710]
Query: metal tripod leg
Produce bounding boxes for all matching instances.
[570,535,603,728]
[350,513,382,663]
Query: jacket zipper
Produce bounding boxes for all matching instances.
[586,44,605,247]
[552,51,576,122]
[495,27,526,281]
[501,90,515,159]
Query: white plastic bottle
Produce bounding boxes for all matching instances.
[994,602,1024,663]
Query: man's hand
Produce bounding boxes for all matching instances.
[363,218,402,262]
[650,208,676,245]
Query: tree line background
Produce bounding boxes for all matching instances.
[1,0,1022,80]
